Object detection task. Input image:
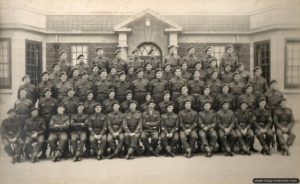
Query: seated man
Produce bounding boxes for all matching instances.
[216,100,237,156]
[88,103,107,160]
[48,104,70,162]
[141,100,160,157]
[70,103,88,162]
[107,102,125,159]
[178,100,198,158]
[1,109,24,164]
[198,101,218,157]
[123,101,143,160]
[24,108,46,163]
[160,102,179,157]
[274,98,295,156]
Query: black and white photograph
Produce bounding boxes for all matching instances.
[0,0,299,183]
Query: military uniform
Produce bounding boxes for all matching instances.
[229,80,245,110]
[150,77,168,104]
[220,70,233,83]
[131,57,145,70]
[91,55,109,71]
[188,79,205,110]
[14,97,33,128]
[200,54,217,71]
[162,70,173,81]
[115,80,131,103]
[207,78,222,98]
[216,93,234,111]
[132,77,149,105]
[146,56,161,70]
[238,92,256,110]
[198,94,214,111]
[144,69,155,81]
[74,62,90,75]
[18,82,38,105]
[49,70,61,85]
[264,88,284,116]
[55,80,74,102]
[103,97,119,114]
[109,58,127,72]
[169,76,186,101]
[83,99,98,115]
[37,77,54,98]
[158,100,175,115]
[75,78,93,101]
[238,70,251,84]
[176,94,195,112]
[58,58,72,76]
[163,54,181,71]
[68,75,81,87]
[94,79,111,103]
[249,76,268,101]
[220,53,239,72]
[62,96,80,116]
[107,73,120,84]
[182,54,200,73]
[88,71,100,84]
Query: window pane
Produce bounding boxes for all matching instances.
[286,41,300,87]
[0,39,11,88]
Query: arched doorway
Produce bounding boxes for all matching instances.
[137,42,162,62]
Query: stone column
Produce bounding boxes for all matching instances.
[118,33,128,61]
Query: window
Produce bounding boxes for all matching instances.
[137,42,162,61]
[208,45,225,66]
[71,44,89,65]
[26,40,42,85]
[254,41,270,82]
[0,38,11,89]
[285,40,300,88]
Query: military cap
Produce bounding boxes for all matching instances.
[127,64,135,69]
[77,54,84,60]
[94,103,102,108]
[59,72,67,77]
[67,88,75,93]
[188,46,195,52]
[168,45,177,50]
[180,61,187,66]
[155,68,163,74]
[162,63,170,69]
[91,64,99,69]
[86,91,94,96]
[77,102,84,107]
[70,68,79,75]
[210,70,218,76]
[126,90,133,95]
[129,100,138,105]
[43,88,51,94]
[136,68,143,74]
[7,108,15,114]
[81,71,88,76]
[184,99,192,104]
[109,88,115,93]
[269,79,277,85]
[52,63,59,68]
[221,100,229,106]
[202,100,212,106]
[204,46,212,53]
[59,51,66,57]
[114,49,121,55]
[203,85,210,90]
[244,84,252,90]
[57,103,65,108]
[166,102,174,108]
[221,83,229,89]
[144,62,152,67]
[30,107,39,113]
[209,58,217,63]
[163,90,170,96]
[119,71,126,76]
[253,66,262,72]
[132,48,140,54]
[258,97,266,103]
[96,47,103,52]
[194,61,202,66]
[22,75,30,81]
[174,66,181,71]
[232,72,240,77]
[237,63,244,68]
[225,44,234,51]
[239,100,248,106]
[148,49,155,55]
[148,99,156,105]
[224,63,231,68]
[111,101,120,107]
[99,68,107,74]
[41,71,49,77]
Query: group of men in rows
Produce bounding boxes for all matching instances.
[1,44,296,164]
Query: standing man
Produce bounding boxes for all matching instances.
[131,48,145,70]
[75,54,90,75]
[200,46,217,71]
[91,47,109,71]
[150,68,169,104]
[37,72,54,99]
[58,51,72,76]
[54,72,73,103]
[146,49,161,70]
[132,68,149,106]
[237,63,251,84]
[94,69,112,103]
[110,49,127,72]
[76,71,93,102]
[18,75,38,105]
[115,71,131,103]
[220,44,239,72]
[264,80,284,116]
[229,72,245,110]
[182,46,200,73]
[163,45,181,71]
[248,66,268,102]
[169,67,186,101]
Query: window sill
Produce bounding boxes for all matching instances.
[0,89,13,94]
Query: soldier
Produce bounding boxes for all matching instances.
[91,47,109,70]
[83,91,98,115]
[198,85,215,111]
[160,102,179,157]
[146,49,161,70]
[107,66,120,84]
[254,97,273,155]
[220,64,233,83]
[229,72,245,110]
[220,44,239,72]
[176,85,194,112]
[150,68,169,104]
[54,72,73,102]
[88,104,107,160]
[70,103,88,161]
[89,65,100,83]
[234,101,254,155]
[76,71,93,102]
[182,46,200,73]
[75,54,90,75]
[264,80,284,116]
[123,101,143,159]
[58,51,72,76]
[198,101,218,157]
[140,100,160,156]
[48,104,70,162]
[194,61,206,82]
[126,65,137,83]
[132,68,149,105]
[163,45,181,71]
[139,92,152,112]
[237,63,250,84]
[1,109,24,163]
[18,75,38,105]
[216,83,234,110]
[206,70,222,99]
[110,49,127,72]
[61,88,80,116]
[274,98,295,156]
[49,63,61,84]
[24,108,46,162]
[162,63,173,81]
[131,48,145,70]
[14,89,33,128]
[158,91,174,114]
[144,62,155,81]
[107,102,125,159]
[94,69,111,103]
[200,46,217,71]
[68,68,81,86]
[248,66,268,102]
[205,58,220,81]
[238,84,256,110]
[178,100,198,158]
[188,70,205,111]
[37,71,54,99]
[114,71,131,103]
[121,90,135,113]
[103,89,118,114]
[216,100,237,156]
[180,62,192,80]
[169,67,186,101]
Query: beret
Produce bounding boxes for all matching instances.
[77,102,84,107]
[43,88,51,94]
[86,91,94,96]
[91,64,99,69]
[30,107,38,113]
[188,46,195,52]
[221,100,229,106]
[221,83,229,89]
[7,108,15,114]
[77,54,84,60]
[232,72,240,77]
[70,68,79,75]
[52,63,59,68]
[269,79,277,85]
[22,75,30,81]
[132,48,140,54]
[67,88,75,93]
[244,84,252,90]
[96,47,103,52]
[155,68,163,74]
[258,97,266,103]
[57,104,65,108]
[136,68,143,74]
[163,90,170,96]
[99,68,107,74]
[237,63,244,67]
[119,71,126,76]
[168,45,177,50]
[109,88,115,93]
[184,99,192,104]
[162,63,170,68]
[94,103,102,108]
[166,101,175,107]
[202,100,212,106]
[239,100,248,106]
[203,85,210,90]
[225,44,234,51]
[81,71,88,76]
[126,90,133,95]
[41,71,49,76]
[114,49,121,55]
[204,46,212,53]
[253,66,262,72]
[129,100,138,105]
[59,72,67,77]
[59,51,66,57]
[111,101,120,107]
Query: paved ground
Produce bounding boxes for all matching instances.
[0,127,299,184]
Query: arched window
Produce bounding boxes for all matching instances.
[137,42,162,61]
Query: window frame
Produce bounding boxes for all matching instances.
[70,44,89,65]
[285,38,300,89]
[254,40,271,82]
[207,44,226,66]
[0,38,12,89]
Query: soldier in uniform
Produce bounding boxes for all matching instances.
[123,101,143,159]
[18,75,38,105]
[107,66,120,84]
[68,68,81,87]
[169,67,186,101]
[54,72,73,103]
[1,109,24,163]
[14,89,33,129]
[150,68,168,104]
[121,90,135,113]
[37,71,54,99]
[70,103,88,161]
[178,100,198,158]
[206,70,222,99]
[75,54,90,75]
[220,44,239,72]
[83,91,97,115]
[198,101,218,157]
[94,69,111,103]
[144,62,155,81]
[115,71,131,103]
[58,51,72,76]
[158,91,175,114]
[131,48,145,70]
[200,46,217,71]
[89,65,100,83]
[182,46,200,73]
[198,85,215,111]
[160,102,179,157]
[88,104,107,160]
[110,49,127,72]
[264,80,284,117]
[237,63,250,84]
[188,70,205,111]
[107,102,125,159]
[238,84,256,110]
[205,58,220,81]
[194,61,206,82]
[61,88,80,117]
[146,49,161,70]
[216,100,236,156]
[176,85,194,112]
[248,66,268,102]
[139,92,152,112]
[254,97,273,155]
[220,64,233,83]
[163,45,181,71]
[274,98,295,156]
[141,100,160,156]
[76,71,93,102]
[49,63,61,84]
[126,65,137,83]
[103,89,119,114]
[229,72,245,110]
[91,47,109,71]
[132,68,149,106]
[234,101,254,155]
[24,108,46,162]
[48,105,70,162]
[216,83,234,110]
[162,63,173,81]
[180,62,192,80]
